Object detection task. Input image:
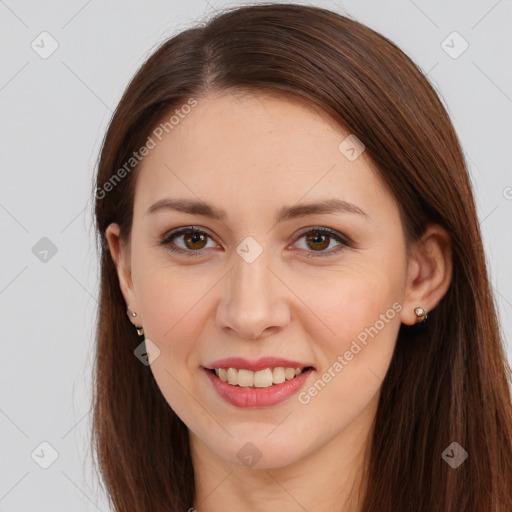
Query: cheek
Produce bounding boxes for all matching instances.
[133,267,212,420]
[294,280,401,435]
[295,259,404,399]
[298,264,403,344]
[133,251,214,341]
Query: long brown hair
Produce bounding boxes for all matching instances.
[91,3,512,510]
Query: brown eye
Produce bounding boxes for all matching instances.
[293,227,349,257]
[160,227,217,256]
[160,226,350,258]
[305,232,330,251]
[182,231,208,250]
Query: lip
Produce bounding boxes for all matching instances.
[203,366,315,408]
[205,356,314,372]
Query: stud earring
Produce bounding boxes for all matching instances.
[414,306,428,323]
[126,307,143,335]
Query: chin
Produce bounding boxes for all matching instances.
[211,433,312,470]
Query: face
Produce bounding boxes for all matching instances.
[108,91,414,470]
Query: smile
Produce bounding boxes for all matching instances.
[204,365,315,408]
[211,366,309,387]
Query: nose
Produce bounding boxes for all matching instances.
[216,252,291,340]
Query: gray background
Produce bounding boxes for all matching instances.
[0,0,511,510]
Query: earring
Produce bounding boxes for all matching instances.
[414,306,428,323]
[126,307,143,335]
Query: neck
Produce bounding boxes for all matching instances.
[190,394,377,512]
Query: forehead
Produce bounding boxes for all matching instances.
[133,91,395,223]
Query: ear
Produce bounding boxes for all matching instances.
[105,223,140,325]
[400,223,453,325]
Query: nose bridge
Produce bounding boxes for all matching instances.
[216,245,289,339]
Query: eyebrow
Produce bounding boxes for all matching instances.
[145,197,369,223]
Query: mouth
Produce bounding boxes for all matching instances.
[204,365,315,408]
[203,357,316,407]
[206,366,315,388]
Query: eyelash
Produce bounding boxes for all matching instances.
[159,226,351,258]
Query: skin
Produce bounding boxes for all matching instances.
[106,91,452,512]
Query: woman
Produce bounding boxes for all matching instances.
[91,3,512,511]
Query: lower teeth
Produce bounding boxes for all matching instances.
[229,378,294,388]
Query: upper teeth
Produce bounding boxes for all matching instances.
[214,367,304,387]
